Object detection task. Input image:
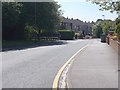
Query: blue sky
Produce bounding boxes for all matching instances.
[58,1,118,22]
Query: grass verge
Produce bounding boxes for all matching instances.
[2,39,59,51]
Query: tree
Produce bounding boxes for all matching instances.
[20,2,61,39]
[115,18,120,41]
[100,20,115,35]
[88,0,120,40]
[92,24,103,38]
[2,2,22,40]
[92,19,102,38]
[92,19,114,38]
[2,2,62,40]
[87,0,120,14]
[25,24,38,40]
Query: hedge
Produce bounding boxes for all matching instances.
[58,30,75,40]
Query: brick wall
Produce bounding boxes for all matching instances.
[108,37,120,55]
[107,33,120,70]
[109,38,118,52]
[118,42,120,56]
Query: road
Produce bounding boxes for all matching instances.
[2,39,92,88]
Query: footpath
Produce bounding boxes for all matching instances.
[66,39,118,88]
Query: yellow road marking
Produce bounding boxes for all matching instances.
[52,44,89,89]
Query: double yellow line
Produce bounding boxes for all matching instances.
[52,44,89,89]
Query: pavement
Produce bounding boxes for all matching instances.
[67,39,118,88]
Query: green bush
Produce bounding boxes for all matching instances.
[25,25,38,40]
[58,30,75,40]
[115,18,120,41]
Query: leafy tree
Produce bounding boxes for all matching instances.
[33,2,61,38]
[92,19,103,38]
[2,2,61,40]
[88,0,120,40]
[102,20,115,34]
[2,2,22,40]
[87,0,120,14]
[93,25,103,38]
[115,18,120,41]
[92,19,114,38]
[25,24,38,40]
[18,2,61,39]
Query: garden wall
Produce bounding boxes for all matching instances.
[108,37,120,55]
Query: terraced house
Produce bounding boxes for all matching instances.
[59,17,93,37]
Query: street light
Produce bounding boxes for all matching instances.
[102,15,105,20]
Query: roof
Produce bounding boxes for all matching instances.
[61,17,93,27]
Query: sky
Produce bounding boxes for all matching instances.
[57,0,118,22]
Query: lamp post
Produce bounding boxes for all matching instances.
[102,15,105,20]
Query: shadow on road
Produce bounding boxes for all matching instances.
[2,40,68,52]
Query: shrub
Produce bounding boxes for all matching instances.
[58,30,75,40]
[25,25,38,40]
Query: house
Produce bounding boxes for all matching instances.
[58,17,93,37]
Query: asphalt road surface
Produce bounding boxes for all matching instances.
[2,39,92,88]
